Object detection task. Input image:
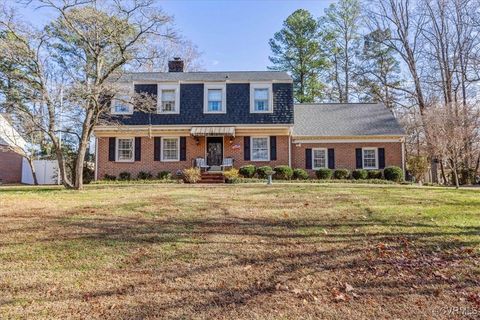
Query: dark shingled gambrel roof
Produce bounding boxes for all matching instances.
[293,103,405,137]
[117,71,292,83]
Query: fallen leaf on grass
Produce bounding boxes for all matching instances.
[345,283,354,292]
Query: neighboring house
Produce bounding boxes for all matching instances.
[0,114,26,184]
[93,59,405,180]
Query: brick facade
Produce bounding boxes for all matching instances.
[0,149,23,184]
[96,136,403,180]
[291,142,403,177]
[96,135,291,179]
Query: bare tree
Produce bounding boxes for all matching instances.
[0,0,191,189]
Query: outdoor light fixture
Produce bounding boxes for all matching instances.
[229,137,234,144]
[195,137,200,145]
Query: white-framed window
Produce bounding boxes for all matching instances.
[111,95,133,115]
[250,83,273,113]
[161,137,180,162]
[312,148,328,169]
[157,84,180,114]
[251,137,270,161]
[204,83,226,113]
[116,138,134,162]
[363,148,378,169]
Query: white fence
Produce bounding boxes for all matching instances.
[22,159,60,185]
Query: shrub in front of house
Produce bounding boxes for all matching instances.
[367,170,383,180]
[315,168,333,180]
[157,171,172,180]
[333,169,350,180]
[273,166,293,180]
[182,167,201,183]
[256,166,273,179]
[239,165,256,178]
[223,168,240,183]
[352,169,368,180]
[104,174,116,181]
[383,166,403,182]
[293,168,309,180]
[119,172,131,180]
[137,171,153,180]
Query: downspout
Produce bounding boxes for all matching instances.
[401,137,406,179]
[94,136,98,181]
[288,128,292,167]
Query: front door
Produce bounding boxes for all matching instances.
[206,137,223,166]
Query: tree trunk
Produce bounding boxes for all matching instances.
[74,108,95,190]
[55,146,73,188]
[27,157,39,185]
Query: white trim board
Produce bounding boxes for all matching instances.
[293,138,403,144]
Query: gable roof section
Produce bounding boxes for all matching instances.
[293,103,405,137]
[116,71,292,83]
[0,114,27,149]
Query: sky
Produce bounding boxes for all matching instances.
[17,0,337,72]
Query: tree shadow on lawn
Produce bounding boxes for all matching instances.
[9,211,476,319]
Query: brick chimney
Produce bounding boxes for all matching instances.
[168,57,184,72]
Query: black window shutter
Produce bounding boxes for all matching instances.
[356,148,363,169]
[270,136,277,161]
[180,137,187,161]
[244,136,250,161]
[154,137,161,161]
[108,137,116,161]
[328,148,335,169]
[305,148,312,169]
[378,148,385,169]
[134,137,141,161]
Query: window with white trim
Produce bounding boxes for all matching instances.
[312,148,328,169]
[157,84,180,114]
[111,95,133,114]
[162,137,179,161]
[363,148,378,169]
[250,83,273,113]
[204,83,226,113]
[116,138,134,162]
[251,137,269,161]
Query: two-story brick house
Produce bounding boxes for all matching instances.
[94,59,405,180]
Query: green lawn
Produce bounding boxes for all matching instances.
[0,183,479,319]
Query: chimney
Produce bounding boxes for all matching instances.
[168,57,184,72]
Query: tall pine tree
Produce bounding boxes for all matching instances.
[356,29,402,109]
[319,0,362,103]
[268,9,326,103]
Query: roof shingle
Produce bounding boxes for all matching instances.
[293,103,405,137]
[116,71,292,83]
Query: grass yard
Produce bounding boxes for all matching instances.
[0,183,479,319]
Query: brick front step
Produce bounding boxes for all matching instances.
[200,172,225,183]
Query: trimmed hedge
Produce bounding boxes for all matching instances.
[119,172,131,180]
[384,166,403,182]
[104,174,116,181]
[239,165,256,178]
[256,166,273,179]
[367,170,383,180]
[333,169,350,180]
[157,171,172,180]
[137,171,153,180]
[316,168,333,179]
[293,168,309,180]
[273,166,293,180]
[352,169,368,180]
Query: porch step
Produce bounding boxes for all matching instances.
[200,172,225,184]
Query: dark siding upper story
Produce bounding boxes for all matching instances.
[109,82,294,125]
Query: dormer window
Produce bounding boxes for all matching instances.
[158,84,180,114]
[111,95,133,115]
[250,83,273,113]
[204,83,226,113]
